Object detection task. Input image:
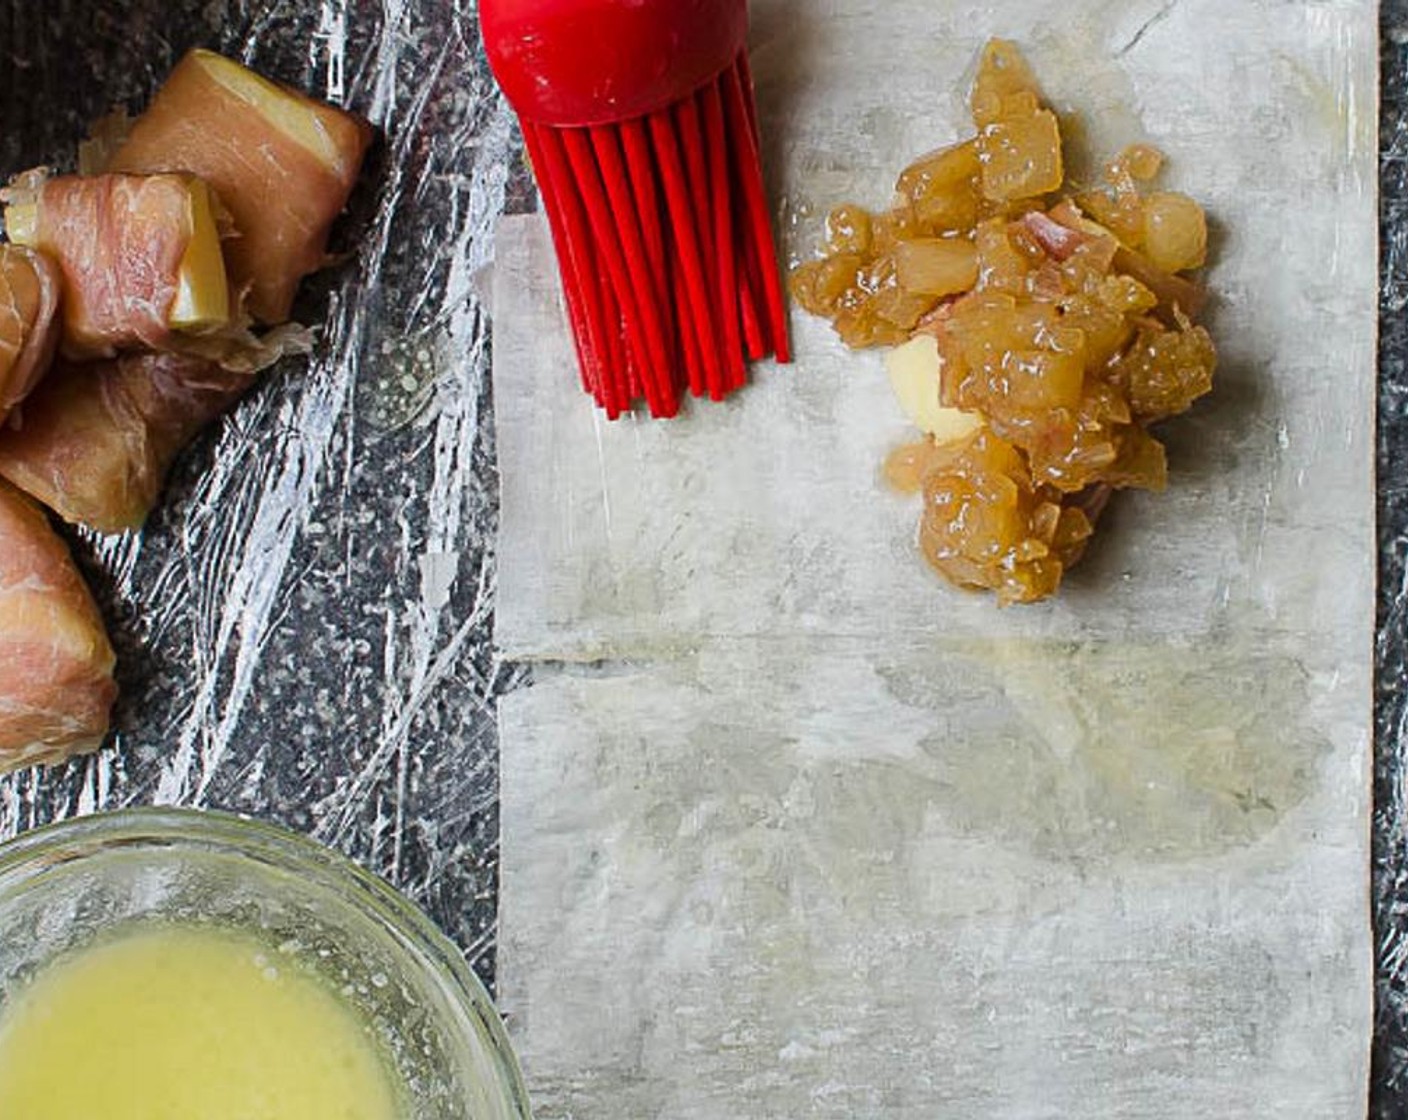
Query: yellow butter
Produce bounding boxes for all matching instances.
[0,924,404,1120]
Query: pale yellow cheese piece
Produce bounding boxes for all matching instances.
[884,333,985,443]
[1,202,35,245]
[192,49,353,175]
[169,177,231,330]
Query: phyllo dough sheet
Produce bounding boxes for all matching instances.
[494,0,1376,1116]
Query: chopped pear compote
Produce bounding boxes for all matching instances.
[791,39,1218,604]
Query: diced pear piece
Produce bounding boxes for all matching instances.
[978,110,1063,202]
[1142,191,1208,274]
[885,334,986,444]
[894,239,979,298]
[110,49,373,324]
[970,39,1043,128]
[896,141,981,202]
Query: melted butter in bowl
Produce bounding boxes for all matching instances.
[0,809,530,1120]
[0,924,404,1119]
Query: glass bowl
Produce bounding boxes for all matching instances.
[0,807,531,1119]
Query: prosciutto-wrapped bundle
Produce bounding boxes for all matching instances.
[0,244,61,423]
[0,352,254,533]
[3,172,231,360]
[0,480,116,771]
[111,49,373,324]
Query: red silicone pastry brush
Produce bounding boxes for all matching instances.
[481,0,791,419]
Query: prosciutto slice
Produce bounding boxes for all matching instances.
[0,480,116,772]
[0,245,61,423]
[0,352,255,533]
[12,173,206,360]
[111,48,372,324]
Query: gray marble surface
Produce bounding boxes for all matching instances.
[0,0,1402,1116]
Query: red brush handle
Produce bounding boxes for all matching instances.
[481,0,749,127]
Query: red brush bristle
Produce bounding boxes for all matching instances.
[586,127,677,417]
[526,123,621,415]
[519,52,790,418]
[673,94,727,401]
[600,279,630,415]
[700,79,746,398]
[647,110,715,399]
[721,58,790,365]
[521,127,596,399]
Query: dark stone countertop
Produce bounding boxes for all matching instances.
[1377,3,1408,1115]
[0,0,529,992]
